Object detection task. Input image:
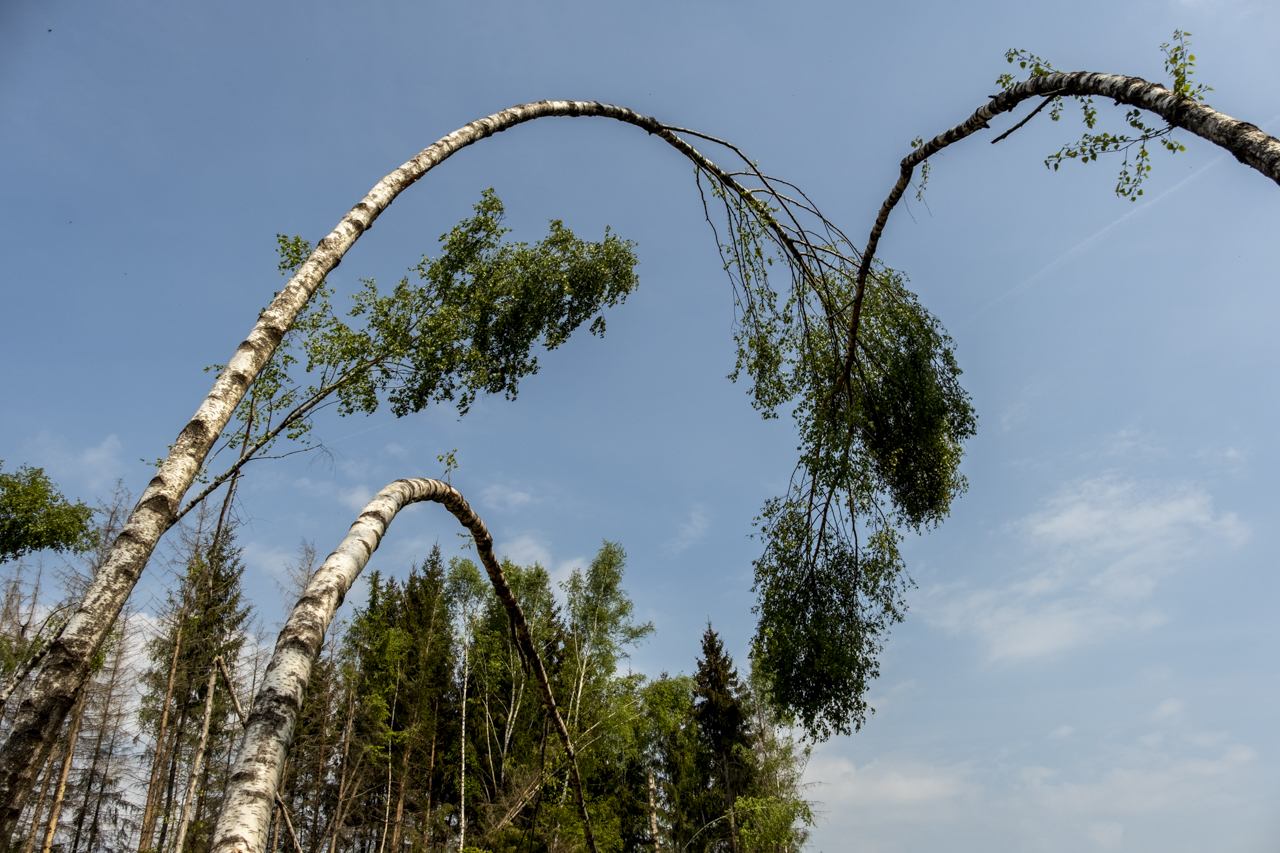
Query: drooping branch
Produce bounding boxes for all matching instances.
[210,478,598,853]
[0,101,842,839]
[842,71,1280,370]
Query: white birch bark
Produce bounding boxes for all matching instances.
[0,103,780,841]
[210,479,597,853]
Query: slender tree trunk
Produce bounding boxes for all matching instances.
[39,689,87,853]
[21,750,56,853]
[269,806,280,853]
[156,701,191,853]
[648,772,660,853]
[0,102,789,842]
[138,618,185,853]
[172,664,219,853]
[70,674,112,853]
[423,702,439,848]
[457,640,469,853]
[387,700,418,853]
[324,692,358,853]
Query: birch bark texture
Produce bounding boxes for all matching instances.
[209,479,595,853]
[0,101,781,841]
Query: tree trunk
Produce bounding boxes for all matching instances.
[20,749,56,853]
[457,639,469,853]
[156,701,191,853]
[846,71,1280,355]
[648,772,661,853]
[69,651,118,853]
[0,100,785,843]
[39,689,86,853]
[171,664,219,853]
[210,479,598,853]
[138,617,185,853]
[324,691,359,853]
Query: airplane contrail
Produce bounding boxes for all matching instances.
[964,113,1280,324]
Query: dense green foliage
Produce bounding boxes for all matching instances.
[704,178,975,738]
[745,268,975,739]
[0,462,95,564]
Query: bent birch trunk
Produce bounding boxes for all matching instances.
[0,101,789,841]
[846,72,1280,349]
[209,479,596,853]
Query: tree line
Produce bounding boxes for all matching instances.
[0,488,812,853]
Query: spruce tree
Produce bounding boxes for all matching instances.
[691,627,753,853]
[137,511,252,853]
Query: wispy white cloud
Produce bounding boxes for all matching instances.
[664,506,709,556]
[808,751,979,813]
[808,725,1260,852]
[500,533,552,568]
[1013,741,1256,820]
[492,533,586,592]
[293,477,375,514]
[23,431,126,495]
[924,477,1247,662]
[481,483,535,511]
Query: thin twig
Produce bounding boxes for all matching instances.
[990,93,1063,144]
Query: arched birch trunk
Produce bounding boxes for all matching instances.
[209,478,597,853]
[0,102,806,840]
[842,71,1280,355]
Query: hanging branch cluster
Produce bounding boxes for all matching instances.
[676,132,976,740]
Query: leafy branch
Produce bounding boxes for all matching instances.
[998,30,1212,200]
[177,190,639,522]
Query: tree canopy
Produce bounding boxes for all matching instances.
[0,463,95,565]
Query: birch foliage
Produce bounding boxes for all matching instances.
[702,178,975,739]
[191,190,638,512]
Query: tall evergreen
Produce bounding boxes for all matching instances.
[137,510,252,853]
[691,626,753,853]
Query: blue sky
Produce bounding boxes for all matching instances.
[3,0,1279,850]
